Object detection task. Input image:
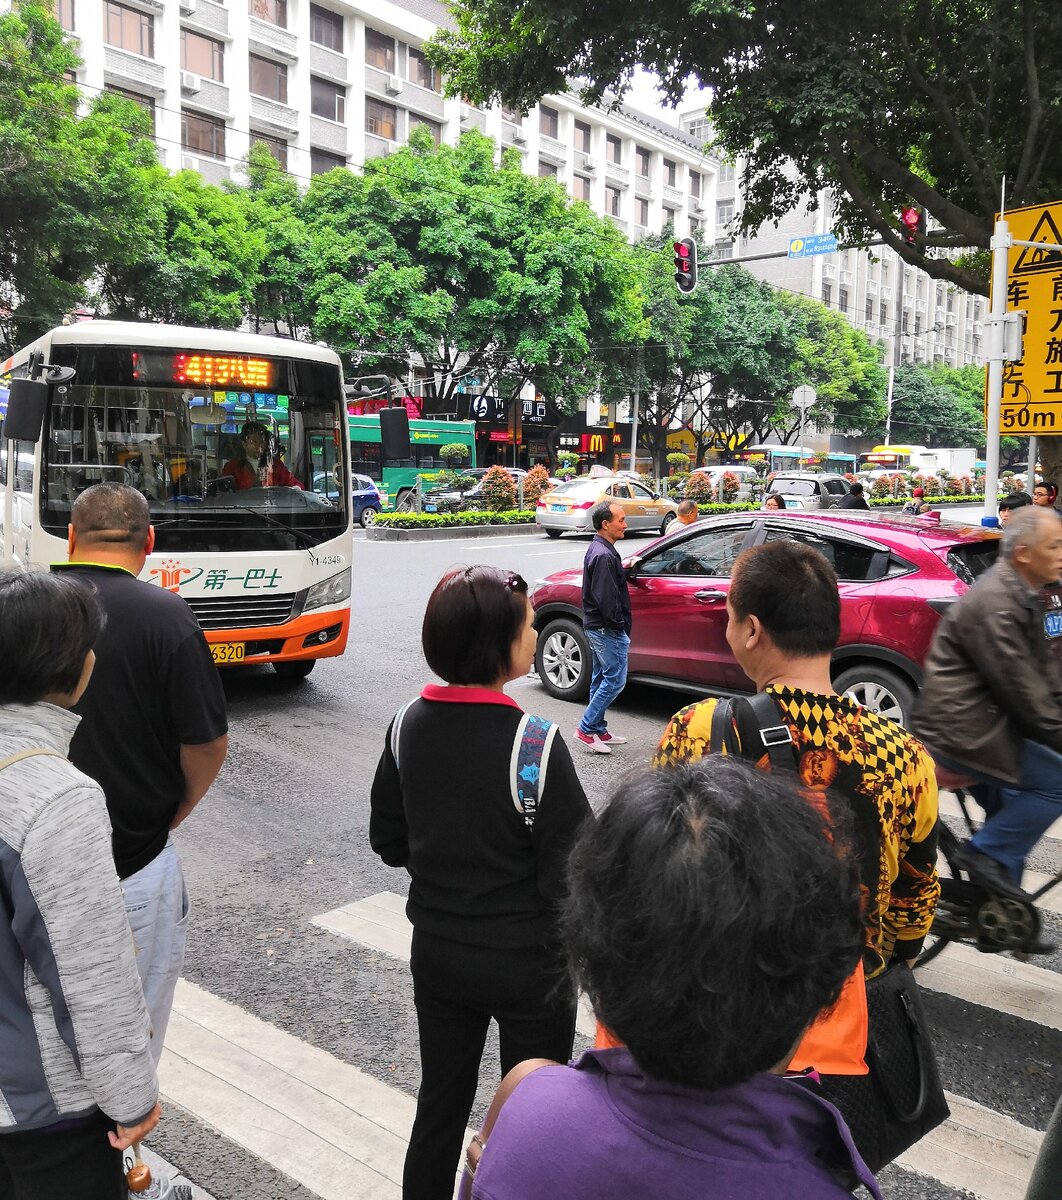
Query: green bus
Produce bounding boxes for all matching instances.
[348,414,477,510]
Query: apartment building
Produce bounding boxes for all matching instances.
[685,110,986,370]
[44,0,715,240]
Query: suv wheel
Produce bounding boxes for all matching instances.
[536,618,591,701]
[833,665,914,727]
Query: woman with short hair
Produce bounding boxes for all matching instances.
[467,759,880,1200]
[370,566,592,1200]
[0,569,160,1199]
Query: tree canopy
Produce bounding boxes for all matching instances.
[428,0,1062,295]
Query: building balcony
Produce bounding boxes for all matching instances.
[310,44,347,82]
[538,134,566,164]
[185,78,229,115]
[663,184,683,205]
[103,46,166,91]
[183,0,228,36]
[250,94,298,134]
[248,17,298,61]
[605,161,629,185]
[310,115,346,153]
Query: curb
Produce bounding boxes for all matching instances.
[366,522,541,542]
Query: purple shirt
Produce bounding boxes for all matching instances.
[473,1048,882,1200]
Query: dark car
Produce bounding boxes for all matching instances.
[530,510,999,726]
[312,471,382,527]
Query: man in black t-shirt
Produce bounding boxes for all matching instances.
[55,484,228,1061]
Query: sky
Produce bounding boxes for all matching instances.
[623,68,710,128]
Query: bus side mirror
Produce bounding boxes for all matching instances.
[2,378,49,442]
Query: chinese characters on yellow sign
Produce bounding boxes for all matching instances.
[995,201,1062,436]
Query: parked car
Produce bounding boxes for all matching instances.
[767,471,852,510]
[311,471,382,528]
[530,510,1000,726]
[424,466,527,508]
[535,475,678,538]
[684,464,760,500]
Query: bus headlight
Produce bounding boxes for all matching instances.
[305,568,351,611]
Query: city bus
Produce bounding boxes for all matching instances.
[1,322,353,680]
[737,444,858,475]
[348,413,477,510]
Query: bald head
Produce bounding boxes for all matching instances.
[71,483,150,549]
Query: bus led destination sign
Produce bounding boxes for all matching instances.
[173,353,275,390]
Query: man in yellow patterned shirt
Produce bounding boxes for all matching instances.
[654,540,939,975]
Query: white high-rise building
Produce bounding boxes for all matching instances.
[42,0,717,242]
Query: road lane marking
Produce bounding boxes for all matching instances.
[314,893,597,1038]
[917,941,1062,1031]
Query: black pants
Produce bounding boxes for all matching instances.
[403,930,576,1200]
[0,1111,125,1200]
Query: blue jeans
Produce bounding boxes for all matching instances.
[970,740,1062,883]
[122,839,189,1063]
[579,628,629,736]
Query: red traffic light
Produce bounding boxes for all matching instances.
[673,237,698,293]
[899,205,924,246]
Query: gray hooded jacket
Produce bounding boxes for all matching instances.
[0,702,158,1131]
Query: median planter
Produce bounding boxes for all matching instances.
[366,511,538,541]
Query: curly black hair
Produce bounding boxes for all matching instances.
[563,757,863,1091]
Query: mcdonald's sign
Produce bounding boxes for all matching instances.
[580,433,606,453]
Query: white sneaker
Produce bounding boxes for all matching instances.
[575,730,611,754]
[598,731,627,745]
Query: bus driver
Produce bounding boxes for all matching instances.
[221,420,302,491]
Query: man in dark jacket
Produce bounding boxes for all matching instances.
[914,507,1062,912]
[577,501,630,754]
[837,482,871,510]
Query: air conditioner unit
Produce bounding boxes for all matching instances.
[181,71,201,94]
[822,263,836,278]
[583,157,597,174]
[692,200,705,214]
[512,127,527,143]
[179,0,196,14]
[181,154,199,170]
[840,270,854,285]
[385,75,402,95]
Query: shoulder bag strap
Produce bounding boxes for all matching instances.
[510,714,556,830]
[0,749,64,772]
[459,1058,558,1199]
[734,691,802,775]
[710,697,738,755]
[388,700,416,771]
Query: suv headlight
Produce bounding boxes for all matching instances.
[305,567,351,611]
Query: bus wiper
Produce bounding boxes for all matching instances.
[150,509,317,549]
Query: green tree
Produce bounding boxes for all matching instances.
[428,0,1062,296]
[883,363,984,447]
[925,363,987,451]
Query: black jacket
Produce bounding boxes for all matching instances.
[837,493,871,510]
[582,535,632,633]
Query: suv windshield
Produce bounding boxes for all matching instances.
[41,344,346,551]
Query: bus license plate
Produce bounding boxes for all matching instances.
[211,643,246,664]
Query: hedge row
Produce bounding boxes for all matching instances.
[869,495,987,507]
[374,510,536,529]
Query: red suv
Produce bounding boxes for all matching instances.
[530,511,999,726]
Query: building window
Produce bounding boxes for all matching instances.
[365,96,396,139]
[635,147,650,177]
[538,160,558,178]
[249,0,286,28]
[822,282,832,306]
[539,105,559,139]
[717,200,734,226]
[311,147,346,174]
[663,158,677,187]
[914,313,922,335]
[714,241,733,260]
[105,85,155,132]
[182,31,224,82]
[310,5,342,52]
[572,174,591,202]
[838,287,849,314]
[902,311,909,334]
[879,301,888,326]
[636,196,649,227]
[501,104,522,126]
[251,132,287,169]
[412,117,442,146]
[249,55,287,103]
[364,28,395,72]
[55,0,74,30]
[686,117,710,140]
[689,217,702,234]
[662,206,676,228]
[407,47,439,91]
[718,162,735,183]
[865,297,873,323]
[104,2,153,57]
[311,76,345,123]
[574,120,591,154]
[605,184,622,217]
[182,110,225,159]
[606,134,622,165]
[689,170,701,199]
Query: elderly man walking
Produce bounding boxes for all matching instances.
[54,483,229,1060]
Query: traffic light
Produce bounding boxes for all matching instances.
[673,237,698,294]
[899,205,925,246]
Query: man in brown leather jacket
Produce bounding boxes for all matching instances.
[914,507,1062,913]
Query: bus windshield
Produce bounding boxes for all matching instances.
[41,343,346,551]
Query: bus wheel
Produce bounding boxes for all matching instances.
[395,490,415,512]
[274,660,315,681]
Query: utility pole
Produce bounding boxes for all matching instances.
[629,347,641,475]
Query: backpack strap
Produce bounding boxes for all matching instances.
[710,697,739,755]
[0,749,64,772]
[735,691,801,774]
[510,714,557,830]
[389,700,416,771]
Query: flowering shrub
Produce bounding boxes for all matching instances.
[887,472,909,497]
[718,471,741,503]
[522,464,551,507]
[684,473,714,503]
[479,465,517,511]
[944,475,964,495]
[957,473,974,496]
[871,475,893,500]
[843,473,859,484]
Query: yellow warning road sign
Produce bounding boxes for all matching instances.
[994,201,1062,436]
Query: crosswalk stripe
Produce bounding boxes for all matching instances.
[916,941,1062,1031]
[312,894,598,1038]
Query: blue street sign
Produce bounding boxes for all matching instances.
[788,233,839,258]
